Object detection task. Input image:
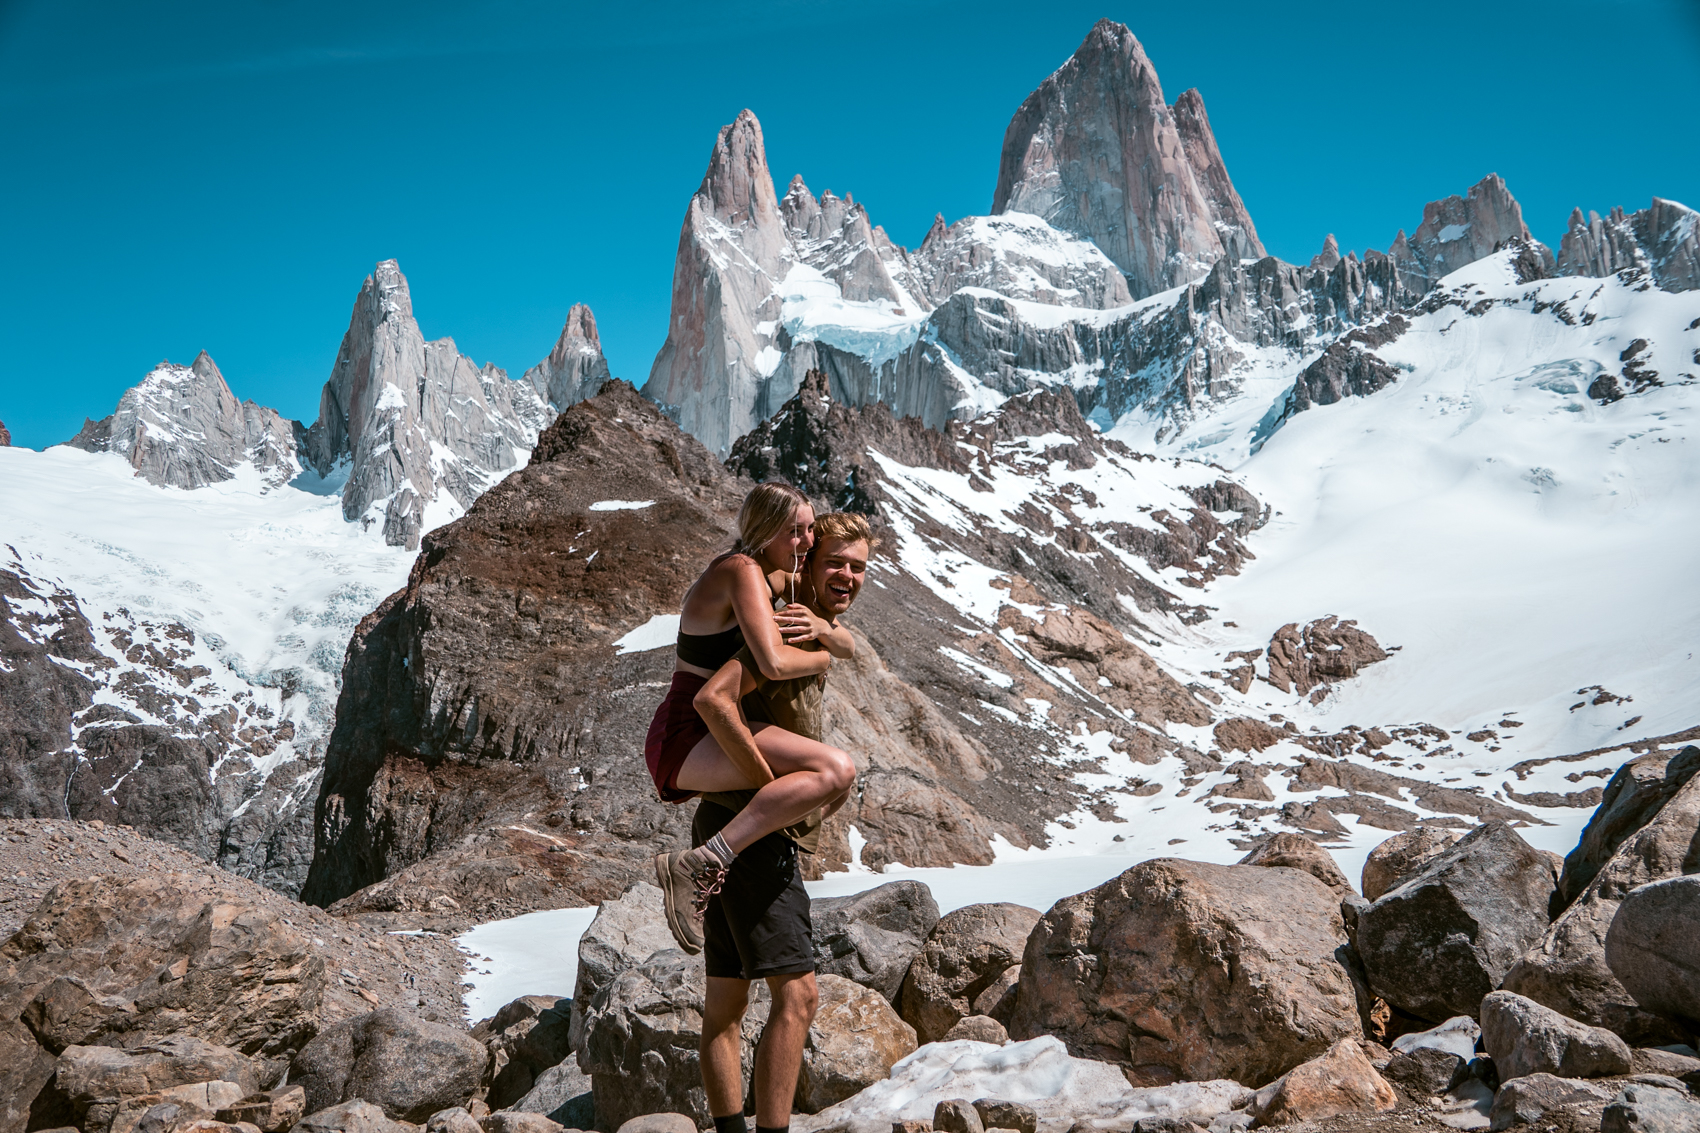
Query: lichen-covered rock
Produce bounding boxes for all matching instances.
[1356,821,1554,1022]
[1009,859,1364,1086]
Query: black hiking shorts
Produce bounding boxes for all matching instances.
[692,799,816,981]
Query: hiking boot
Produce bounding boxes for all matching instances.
[655,849,727,955]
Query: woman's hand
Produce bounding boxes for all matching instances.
[776,603,831,643]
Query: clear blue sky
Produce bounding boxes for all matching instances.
[2,1,1697,450]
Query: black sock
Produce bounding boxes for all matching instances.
[756,1125,788,1133]
[714,1115,749,1133]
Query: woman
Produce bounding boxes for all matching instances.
[643,482,856,943]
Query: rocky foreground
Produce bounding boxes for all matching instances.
[3,744,1698,1133]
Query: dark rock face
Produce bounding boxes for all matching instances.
[289,1009,487,1122]
[811,881,940,1002]
[993,20,1263,297]
[1605,875,1700,1028]
[1009,859,1364,1087]
[472,995,573,1110]
[1356,821,1555,1022]
[0,421,9,446]
[1559,747,1700,908]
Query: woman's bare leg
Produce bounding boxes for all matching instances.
[675,724,855,854]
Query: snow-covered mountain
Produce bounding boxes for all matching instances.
[0,262,609,895]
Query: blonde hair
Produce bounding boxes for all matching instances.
[811,512,879,554]
[733,481,809,557]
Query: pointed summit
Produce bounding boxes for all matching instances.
[1558,197,1700,291]
[1310,235,1342,271]
[524,303,613,411]
[993,20,1265,297]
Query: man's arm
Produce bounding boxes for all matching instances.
[730,558,831,681]
[692,658,774,787]
[776,603,855,659]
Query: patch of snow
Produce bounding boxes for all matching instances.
[455,906,598,1022]
[613,613,681,655]
[588,500,655,511]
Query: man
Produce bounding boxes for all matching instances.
[688,512,873,1133]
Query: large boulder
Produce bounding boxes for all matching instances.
[569,884,675,1055]
[1246,1040,1396,1126]
[1503,763,1700,1042]
[55,1038,258,1111]
[1361,828,1461,901]
[900,903,1039,1044]
[507,1061,593,1131]
[473,996,573,1109]
[810,882,940,1002]
[578,951,766,1131]
[1008,858,1364,1087]
[1237,832,1353,894]
[1479,991,1632,1080]
[289,1008,487,1122]
[1559,747,1700,908]
[291,1100,416,1133]
[1356,821,1555,1022]
[1601,1080,1700,1132]
[1605,875,1700,1028]
[1488,1074,1611,1132]
[796,976,917,1112]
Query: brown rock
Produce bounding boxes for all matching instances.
[970,1101,1034,1133]
[219,1087,307,1133]
[480,1114,564,1133]
[56,1038,258,1108]
[900,904,1040,1044]
[1247,1040,1396,1126]
[612,1116,695,1133]
[1212,718,1288,753]
[1236,832,1353,893]
[942,1016,1008,1044]
[932,1100,982,1133]
[292,1099,417,1133]
[424,1109,481,1133]
[969,965,1020,1025]
[1008,859,1364,1086]
[1480,991,1633,1080]
[1488,1073,1611,1131]
[1558,748,1700,907]
[798,975,918,1112]
[1605,874,1700,1027]
[1265,617,1389,697]
[1361,828,1461,901]
[1381,1046,1467,1096]
[289,1008,487,1122]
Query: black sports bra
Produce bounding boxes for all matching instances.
[676,624,745,669]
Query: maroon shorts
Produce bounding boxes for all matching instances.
[645,672,709,803]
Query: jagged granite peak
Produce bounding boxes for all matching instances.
[645,110,794,455]
[781,175,929,310]
[0,421,10,447]
[1558,198,1700,292]
[61,350,303,490]
[1387,174,1554,291]
[1310,235,1342,271]
[992,19,1265,298]
[914,212,1132,309]
[523,302,613,412]
[302,259,548,549]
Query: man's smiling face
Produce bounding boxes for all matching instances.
[809,536,869,617]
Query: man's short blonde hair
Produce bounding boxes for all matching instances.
[812,511,880,553]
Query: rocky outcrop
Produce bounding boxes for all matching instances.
[1559,747,1700,907]
[1385,175,1554,292]
[62,353,302,490]
[289,1009,487,1122]
[1356,821,1555,1022]
[301,260,549,549]
[1009,858,1364,1086]
[522,305,612,413]
[1362,828,1461,901]
[1479,991,1632,1080]
[992,20,1263,297]
[0,421,9,446]
[810,881,939,1002]
[472,995,572,1110]
[570,884,674,1055]
[1503,757,1700,1042]
[1605,875,1700,1028]
[0,865,465,1133]
[1559,198,1700,292]
[1262,616,1391,701]
[899,903,1039,1043]
[912,213,1130,309]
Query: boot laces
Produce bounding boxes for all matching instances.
[690,858,728,914]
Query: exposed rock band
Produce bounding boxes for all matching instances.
[644,482,875,1133]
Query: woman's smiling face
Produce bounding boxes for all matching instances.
[759,503,815,571]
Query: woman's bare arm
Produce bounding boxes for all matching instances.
[730,559,831,681]
[692,660,773,787]
[776,604,855,659]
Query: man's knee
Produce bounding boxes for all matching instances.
[704,978,751,1027]
[770,973,819,1025]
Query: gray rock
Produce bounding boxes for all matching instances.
[992,20,1263,298]
[1557,748,1700,908]
[1632,1046,1700,1077]
[1479,991,1633,1080]
[62,352,303,490]
[289,1008,487,1122]
[1361,828,1461,901]
[912,214,1130,309]
[474,995,573,1109]
[1503,755,1700,1042]
[1601,1081,1700,1133]
[971,1101,1035,1133]
[933,1100,983,1133]
[570,884,676,1056]
[290,1099,415,1133]
[300,260,549,549]
[811,881,940,1002]
[1488,1073,1611,1131]
[613,1115,695,1133]
[1389,1016,1481,1061]
[425,1109,482,1133]
[1387,175,1554,293]
[1606,874,1700,1025]
[56,1038,259,1108]
[798,976,917,1113]
[942,1016,1008,1045]
[508,1061,592,1131]
[1382,1047,1468,1096]
[900,903,1039,1044]
[522,304,612,413]
[1356,821,1555,1021]
[481,1114,565,1133]
[1559,199,1700,293]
